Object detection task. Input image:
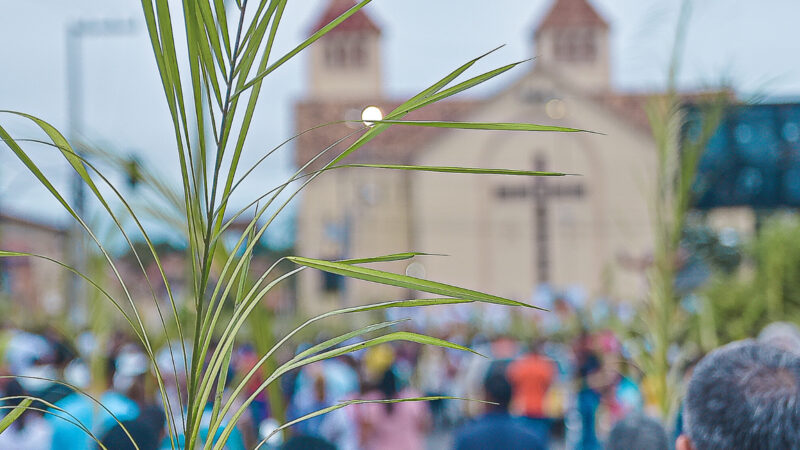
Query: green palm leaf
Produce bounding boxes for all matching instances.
[287,256,541,309]
[364,120,588,133]
[337,163,569,177]
[0,398,32,434]
[254,396,489,449]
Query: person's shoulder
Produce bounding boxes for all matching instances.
[501,416,548,450]
[454,416,490,438]
[454,415,545,449]
[453,418,489,450]
[456,414,540,440]
[509,417,548,446]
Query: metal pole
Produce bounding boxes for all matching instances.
[65,18,136,326]
[66,22,85,327]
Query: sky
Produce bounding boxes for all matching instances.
[0,0,799,246]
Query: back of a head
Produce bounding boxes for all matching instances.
[683,340,800,449]
[100,406,164,450]
[484,362,513,410]
[281,435,336,450]
[100,420,159,450]
[379,368,398,414]
[606,413,669,450]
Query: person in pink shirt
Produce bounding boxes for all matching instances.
[354,368,430,450]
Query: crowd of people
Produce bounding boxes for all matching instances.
[0,304,799,449]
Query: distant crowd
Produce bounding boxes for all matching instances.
[0,316,799,449]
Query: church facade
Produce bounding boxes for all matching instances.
[294,0,664,314]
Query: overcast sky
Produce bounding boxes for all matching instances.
[1,0,799,245]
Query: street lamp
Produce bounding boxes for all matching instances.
[65,18,137,326]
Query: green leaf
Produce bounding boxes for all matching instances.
[0,404,107,448]
[363,120,588,133]
[398,45,505,112]
[233,0,373,98]
[287,256,540,309]
[213,0,232,59]
[0,376,144,448]
[213,0,287,245]
[292,319,409,361]
[215,331,483,449]
[0,398,32,433]
[207,297,475,444]
[337,164,569,177]
[0,120,190,432]
[196,0,228,77]
[331,297,475,312]
[254,396,487,449]
[289,331,485,365]
[329,58,535,165]
[0,250,141,340]
[396,60,529,114]
[339,252,442,265]
[0,111,113,215]
[191,4,225,107]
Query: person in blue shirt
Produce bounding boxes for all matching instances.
[453,361,546,450]
[47,347,144,449]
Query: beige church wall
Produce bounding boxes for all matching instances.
[296,166,411,314]
[409,146,490,296]
[555,92,657,301]
[412,70,657,304]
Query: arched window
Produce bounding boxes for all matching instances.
[351,40,366,66]
[324,42,340,67]
[324,38,368,69]
[579,29,596,62]
[553,28,596,63]
[553,29,568,60]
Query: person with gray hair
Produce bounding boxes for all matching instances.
[606,412,669,450]
[677,339,800,450]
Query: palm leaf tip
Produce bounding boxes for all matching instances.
[338,251,443,265]
[287,256,544,310]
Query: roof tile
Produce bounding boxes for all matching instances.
[310,0,381,35]
[536,0,609,32]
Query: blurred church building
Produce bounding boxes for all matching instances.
[294,0,699,313]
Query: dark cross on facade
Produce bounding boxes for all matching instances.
[496,155,585,284]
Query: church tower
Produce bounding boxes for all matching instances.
[534,0,610,92]
[308,0,383,99]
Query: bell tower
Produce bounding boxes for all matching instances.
[534,0,611,92]
[308,0,383,100]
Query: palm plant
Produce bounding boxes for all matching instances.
[1,1,588,447]
[632,0,728,418]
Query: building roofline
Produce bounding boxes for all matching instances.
[309,0,381,36]
[535,0,610,35]
[0,213,68,235]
